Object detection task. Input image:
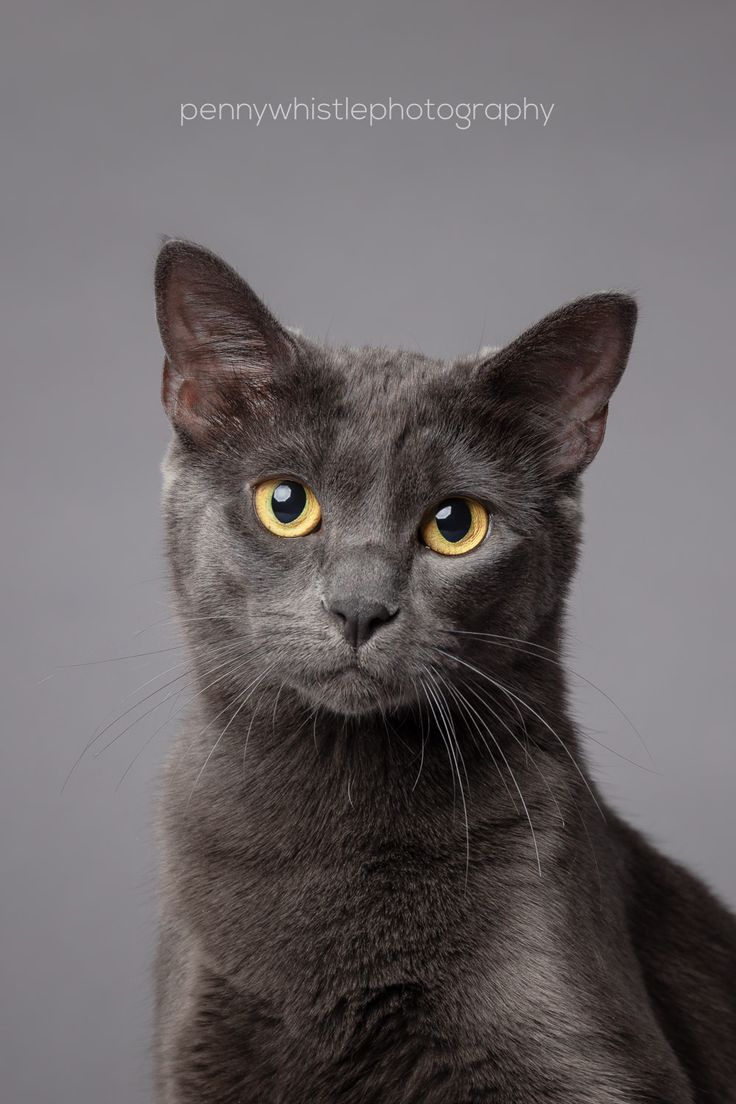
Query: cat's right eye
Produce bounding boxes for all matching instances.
[253,478,322,537]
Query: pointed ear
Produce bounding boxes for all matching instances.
[485,293,637,476]
[154,240,296,441]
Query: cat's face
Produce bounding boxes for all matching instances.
[156,242,636,718]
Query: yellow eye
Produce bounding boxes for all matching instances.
[253,478,322,537]
[421,497,489,556]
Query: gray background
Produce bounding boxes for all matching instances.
[2,1,735,1100]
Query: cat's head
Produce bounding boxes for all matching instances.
[155,241,636,718]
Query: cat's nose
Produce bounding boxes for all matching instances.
[326,598,398,648]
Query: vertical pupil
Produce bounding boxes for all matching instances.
[271,481,307,524]
[435,498,472,542]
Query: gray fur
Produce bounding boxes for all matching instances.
[153,240,736,1103]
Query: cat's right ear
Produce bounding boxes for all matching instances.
[154,240,295,441]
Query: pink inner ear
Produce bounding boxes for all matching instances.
[561,323,622,419]
[162,358,198,420]
[574,356,618,420]
[162,357,223,438]
[175,378,201,421]
[554,403,609,475]
[550,321,628,473]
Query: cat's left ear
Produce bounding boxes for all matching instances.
[154,239,296,440]
[482,293,637,475]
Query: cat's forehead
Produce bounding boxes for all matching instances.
[312,343,464,454]
[329,342,454,405]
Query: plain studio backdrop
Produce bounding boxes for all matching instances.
[2,1,735,1100]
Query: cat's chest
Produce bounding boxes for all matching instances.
[187,813,566,1024]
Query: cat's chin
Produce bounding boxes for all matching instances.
[295,666,409,718]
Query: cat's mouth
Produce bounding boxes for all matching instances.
[297,660,406,716]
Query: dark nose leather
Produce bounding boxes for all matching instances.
[327,598,397,648]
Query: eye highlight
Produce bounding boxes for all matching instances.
[253,478,322,537]
[421,497,489,556]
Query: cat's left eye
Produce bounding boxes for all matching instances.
[420,497,489,556]
[253,478,322,537]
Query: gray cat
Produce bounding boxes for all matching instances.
[153,240,736,1103]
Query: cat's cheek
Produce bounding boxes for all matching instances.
[422,533,536,642]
